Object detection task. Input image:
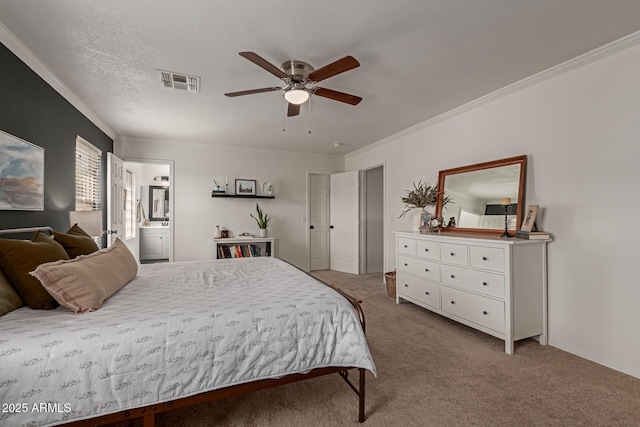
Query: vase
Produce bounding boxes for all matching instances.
[258,228,268,238]
[410,208,426,231]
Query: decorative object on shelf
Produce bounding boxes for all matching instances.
[221,230,230,238]
[418,212,432,233]
[446,216,456,228]
[515,230,549,240]
[235,179,257,196]
[212,177,227,194]
[0,129,44,211]
[520,205,539,232]
[262,180,273,196]
[250,203,271,238]
[428,217,442,233]
[500,197,512,238]
[214,225,221,239]
[399,180,451,230]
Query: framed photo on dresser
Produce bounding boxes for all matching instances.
[520,205,539,232]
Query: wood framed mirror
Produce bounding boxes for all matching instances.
[435,155,526,235]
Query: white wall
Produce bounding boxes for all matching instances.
[346,41,640,378]
[114,138,343,270]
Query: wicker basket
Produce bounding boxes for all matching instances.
[384,271,396,298]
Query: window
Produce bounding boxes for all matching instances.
[124,169,135,239]
[75,137,102,211]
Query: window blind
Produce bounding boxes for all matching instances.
[75,137,102,211]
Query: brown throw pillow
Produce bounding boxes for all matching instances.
[0,232,69,309]
[53,223,100,259]
[0,268,23,316]
[31,238,138,313]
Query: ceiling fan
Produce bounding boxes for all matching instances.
[224,52,362,117]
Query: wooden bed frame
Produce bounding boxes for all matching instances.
[0,227,370,426]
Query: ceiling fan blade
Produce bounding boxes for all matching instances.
[224,87,281,97]
[308,56,360,83]
[287,103,300,117]
[314,87,362,105]
[239,52,288,79]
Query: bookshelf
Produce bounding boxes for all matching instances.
[214,237,275,259]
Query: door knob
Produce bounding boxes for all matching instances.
[310,225,314,229]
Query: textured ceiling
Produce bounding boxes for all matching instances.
[1,0,640,155]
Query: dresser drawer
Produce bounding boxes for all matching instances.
[441,286,505,333]
[441,265,505,299]
[398,255,440,282]
[469,246,505,272]
[398,237,416,256]
[440,243,468,266]
[416,239,439,261]
[397,273,440,309]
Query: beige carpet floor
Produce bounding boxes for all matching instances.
[116,271,640,427]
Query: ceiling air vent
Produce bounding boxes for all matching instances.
[160,71,200,93]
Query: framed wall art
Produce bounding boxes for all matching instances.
[0,130,44,211]
[235,179,256,196]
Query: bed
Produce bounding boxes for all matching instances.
[0,227,376,427]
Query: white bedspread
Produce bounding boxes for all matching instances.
[0,257,376,426]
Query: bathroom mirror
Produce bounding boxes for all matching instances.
[149,185,169,221]
[435,155,526,235]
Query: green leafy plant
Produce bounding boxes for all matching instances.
[399,180,451,218]
[250,203,271,229]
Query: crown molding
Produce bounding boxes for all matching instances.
[0,22,116,140]
[346,30,640,160]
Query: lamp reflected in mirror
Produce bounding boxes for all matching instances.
[500,197,511,238]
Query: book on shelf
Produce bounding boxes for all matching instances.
[217,244,263,259]
[516,230,549,240]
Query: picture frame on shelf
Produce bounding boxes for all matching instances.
[520,205,539,232]
[235,179,257,196]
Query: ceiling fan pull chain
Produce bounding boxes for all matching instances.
[283,100,286,133]
[308,97,312,134]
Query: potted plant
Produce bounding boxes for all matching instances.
[250,203,271,237]
[399,180,451,230]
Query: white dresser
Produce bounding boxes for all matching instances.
[394,231,550,354]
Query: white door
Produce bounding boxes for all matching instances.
[310,173,330,270]
[330,171,359,274]
[107,153,125,247]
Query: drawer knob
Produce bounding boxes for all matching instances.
[482,256,487,261]
[424,248,429,252]
[425,291,430,295]
[450,275,455,279]
[404,245,408,248]
[482,282,488,286]
[404,263,408,266]
[450,252,455,256]
[450,301,455,305]
[483,311,488,315]
[425,268,429,272]
[404,284,409,287]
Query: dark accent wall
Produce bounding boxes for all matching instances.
[0,42,113,241]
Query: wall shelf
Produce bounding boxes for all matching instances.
[211,193,275,199]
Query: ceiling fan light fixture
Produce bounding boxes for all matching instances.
[283,87,310,105]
